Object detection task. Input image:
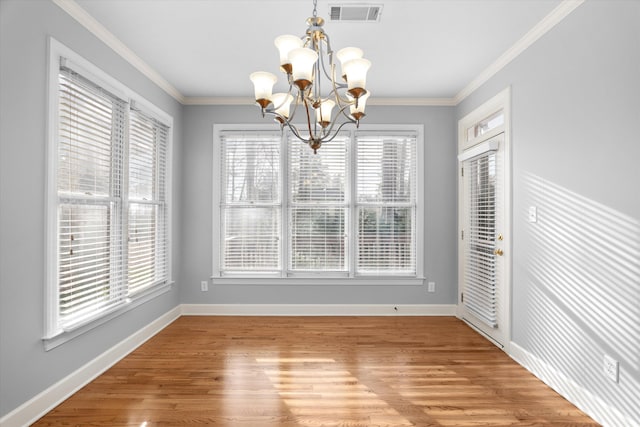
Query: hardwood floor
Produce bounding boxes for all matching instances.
[34,316,599,426]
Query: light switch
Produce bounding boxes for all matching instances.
[528,206,537,223]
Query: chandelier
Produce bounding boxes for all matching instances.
[250,0,371,153]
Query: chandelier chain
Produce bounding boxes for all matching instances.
[312,0,318,17]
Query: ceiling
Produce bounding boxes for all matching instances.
[68,0,566,103]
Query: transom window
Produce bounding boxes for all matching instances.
[213,125,423,280]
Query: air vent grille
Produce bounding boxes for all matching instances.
[329,4,382,22]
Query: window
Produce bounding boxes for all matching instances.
[213,125,423,282]
[45,39,172,343]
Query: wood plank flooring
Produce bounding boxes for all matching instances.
[33,316,600,426]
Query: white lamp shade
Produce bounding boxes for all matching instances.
[350,91,370,115]
[271,93,294,118]
[250,71,277,101]
[336,47,364,65]
[336,47,364,77]
[288,48,318,83]
[274,35,303,66]
[343,58,371,90]
[316,99,335,124]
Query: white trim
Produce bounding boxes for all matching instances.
[181,304,457,316]
[212,277,425,286]
[457,139,500,162]
[184,97,457,106]
[43,283,173,350]
[458,88,511,152]
[0,307,181,427]
[509,342,637,427]
[455,0,584,104]
[51,0,185,103]
[45,37,63,339]
[212,124,424,280]
[367,98,456,107]
[457,87,512,352]
[45,37,175,342]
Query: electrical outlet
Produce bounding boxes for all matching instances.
[427,281,436,292]
[200,280,208,292]
[603,354,619,383]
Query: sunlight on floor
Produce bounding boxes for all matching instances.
[259,358,414,426]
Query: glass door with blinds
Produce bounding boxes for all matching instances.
[458,133,508,348]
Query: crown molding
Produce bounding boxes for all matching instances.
[182,97,255,106]
[368,97,457,107]
[182,96,457,106]
[51,0,186,104]
[53,0,583,107]
[454,0,584,104]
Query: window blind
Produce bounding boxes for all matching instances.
[220,131,281,272]
[52,58,172,337]
[215,127,421,278]
[463,150,498,327]
[288,135,348,272]
[57,67,127,327]
[356,133,417,274]
[127,109,169,295]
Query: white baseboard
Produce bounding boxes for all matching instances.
[0,306,181,427]
[180,303,457,316]
[509,342,637,427]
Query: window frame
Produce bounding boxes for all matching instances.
[44,38,173,349]
[212,124,424,285]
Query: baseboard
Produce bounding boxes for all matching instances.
[509,342,637,427]
[180,303,457,316]
[0,306,181,427]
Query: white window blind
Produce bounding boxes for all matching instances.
[127,109,169,295]
[48,51,172,338]
[220,131,281,273]
[57,67,127,327]
[356,133,417,275]
[288,135,348,272]
[216,127,421,279]
[463,150,498,327]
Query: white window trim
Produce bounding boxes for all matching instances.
[44,38,174,349]
[212,124,425,285]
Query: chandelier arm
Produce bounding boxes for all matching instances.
[327,64,355,107]
[302,93,316,141]
[284,121,310,144]
[318,120,353,144]
[318,37,335,83]
[318,103,355,139]
[336,101,357,122]
[287,89,301,122]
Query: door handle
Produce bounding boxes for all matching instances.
[494,248,503,256]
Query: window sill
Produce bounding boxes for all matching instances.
[211,276,425,286]
[43,282,173,351]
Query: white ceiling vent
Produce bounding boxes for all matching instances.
[329,4,383,22]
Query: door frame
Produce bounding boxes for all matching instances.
[457,87,512,352]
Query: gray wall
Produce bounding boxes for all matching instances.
[180,105,458,305]
[456,1,640,423]
[0,0,183,417]
[4,0,637,423]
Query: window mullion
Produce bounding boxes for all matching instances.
[349,130,357,277]
[281,130,288,277]
[113,99,128,304]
